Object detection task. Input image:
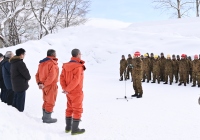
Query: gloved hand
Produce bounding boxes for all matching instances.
[62,91,68,94]
[38,84,44,89]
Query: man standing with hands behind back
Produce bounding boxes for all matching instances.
[10,48,31,112]
[60,49,86,135]
[35,49,59,123]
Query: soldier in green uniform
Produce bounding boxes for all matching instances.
[149,53,154,81]
[151,55,160,84]
[191,55,200,87]
[172,55,179,83]
[164,55,173,85]
[119,55,127,81]
[188,56,192,83]
[131,51,143,98]
[160,52,166,82]
[126,54,133,80]
[178,54,189,86]
[142,53,150,83]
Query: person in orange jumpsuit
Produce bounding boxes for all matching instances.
[35,49,59,123]
[60,49,86,135]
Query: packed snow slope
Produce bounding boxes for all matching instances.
[1,18,200,140]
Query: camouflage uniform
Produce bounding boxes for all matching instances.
[187,57,192,83]
[172,58,179,83]
[176,55,181,82]
[142,58,150,82]
[149,55,154,81]
[160,56,166,82]
[192,59,200,86]
[152,58,160,84]
[164,59,173,84]
[120,58,127,81]
[132,57,143,96]
[178,58,189,86]
[126,57,133,80]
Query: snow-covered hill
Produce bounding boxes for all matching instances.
[1,18,200,140]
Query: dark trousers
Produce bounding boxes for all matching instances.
[6,89,14,106]
[13,91,26,112]
[1,83,7,103]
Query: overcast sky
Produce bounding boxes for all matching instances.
[87,0,173,22]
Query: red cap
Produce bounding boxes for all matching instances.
[181,54,186,58]
[134,51,141,57]
[194,55,198,59]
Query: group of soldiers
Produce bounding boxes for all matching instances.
[119,52,200,98]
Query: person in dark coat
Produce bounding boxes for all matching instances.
[2,51,14,105]
[10,48,31,112]
[0,53,6,103]
[0,53,7,103]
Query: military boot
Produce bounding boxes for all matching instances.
[71,119,85,135]
[151,81,155,83]
[198,85,200,88]
[119,77,123,81]
[178,83,182,86]
[137,94,142,98]
[131,94,137,97]
[191,85,196,87]
[43,111,57,123]
[163,82,168,84]
[142,79,145,82]
[65,117,72,133]
[131,91,138,97]
[184,83,186,86]
[170,82,172,85]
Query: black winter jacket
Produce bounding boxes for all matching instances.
[1,57,12,89]
[10,56,31,92]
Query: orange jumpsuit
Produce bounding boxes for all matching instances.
[60,57,85,119]
[35,56,59,113]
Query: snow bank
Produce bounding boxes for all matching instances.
[0,18,200,140]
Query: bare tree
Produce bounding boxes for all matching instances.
[30,0,90,39]
[62,0,90,28]
[153,0,194,18]
[0,0,91,47]
[196,0,200,17]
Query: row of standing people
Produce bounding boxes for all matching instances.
[0,48,86,135]
[36,49,85,135]
[120,52,200,87]
[119,52,200,98]
[0,49,31,112]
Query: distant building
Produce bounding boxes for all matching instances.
[0,35,4,48]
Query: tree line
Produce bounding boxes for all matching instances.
[0,0,90,47]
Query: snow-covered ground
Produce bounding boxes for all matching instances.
[1,18,200,140]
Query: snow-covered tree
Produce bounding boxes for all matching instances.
[0,0,33,46]
[0,0,91,47]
